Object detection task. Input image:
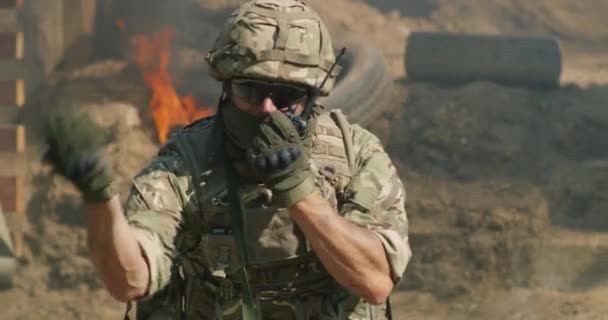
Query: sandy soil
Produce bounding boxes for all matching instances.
[2,0,608,319]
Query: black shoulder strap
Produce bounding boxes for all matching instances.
[165,120,224,319]
[224,162,261,320]
[173,112,260,319]
[172,118,218,252]
[172,133,206,253]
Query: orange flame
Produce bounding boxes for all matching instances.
[125,23,213,143]
[115,18,127,30]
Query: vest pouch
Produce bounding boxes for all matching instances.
[243,206,304,265]
[205,228,242,278]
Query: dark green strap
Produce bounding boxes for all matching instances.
[174,135,205,253]
[169,120,219,318]
[215,98,260,320]
[225,164,261,320]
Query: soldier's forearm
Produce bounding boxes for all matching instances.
[289,192,394,305]
[85,196,150,302]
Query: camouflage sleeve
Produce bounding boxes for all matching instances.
[124,149,195,298]
[340,124,412,284]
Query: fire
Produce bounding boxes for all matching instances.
[120,22,213,143]
[115,18,127,30]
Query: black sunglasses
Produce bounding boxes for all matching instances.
[230,79,310,109]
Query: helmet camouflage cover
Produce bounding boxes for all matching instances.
[206,0,338,95]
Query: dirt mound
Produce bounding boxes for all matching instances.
[400,174,548,298]
[385,79,608,233]
[390,81,608,181]
[2,0,608,319]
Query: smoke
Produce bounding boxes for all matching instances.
[94,0,234,52]
[93,0,237,106]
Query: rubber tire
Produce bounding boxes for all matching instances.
[318,39,395,126]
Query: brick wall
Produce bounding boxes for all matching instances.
[0,0,26,257]
[0,176,22,213]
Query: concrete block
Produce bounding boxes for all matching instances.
[406,32,562,87]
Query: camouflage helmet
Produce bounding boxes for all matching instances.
[206,0,338,96]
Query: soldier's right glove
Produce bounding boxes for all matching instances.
[246,112,316,208]
[42,111,115,203]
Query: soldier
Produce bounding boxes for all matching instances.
[43,0,411,319]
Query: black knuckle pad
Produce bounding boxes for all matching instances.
[255,156,268,172]
[64,158,79,178]
[268,153,280,170]
[76,159,89,175]
[247,151,256,164]
[278,148,292,169]
[86,155,100,170]
[288,147,301,160]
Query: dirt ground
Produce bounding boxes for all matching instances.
[2,0,608,319]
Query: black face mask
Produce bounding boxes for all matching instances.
[220,100,263,151]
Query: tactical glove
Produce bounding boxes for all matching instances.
[246,112,316,208]
[42,111,115,203]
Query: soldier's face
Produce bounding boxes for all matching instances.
[229,79,308,117]
[231,94,305,117]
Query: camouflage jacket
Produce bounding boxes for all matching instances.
[124,109,411,319]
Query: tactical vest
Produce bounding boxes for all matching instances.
[138,109,387,319]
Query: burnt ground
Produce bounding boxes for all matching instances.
[1,0,608,319]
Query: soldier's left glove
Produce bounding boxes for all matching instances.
[247,112,315,208]
[42,111,115,203]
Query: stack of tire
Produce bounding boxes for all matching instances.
[318,38,395,126]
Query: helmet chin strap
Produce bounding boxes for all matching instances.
[218,81,266,153]
[216,81,236,123]
[216,81,235,145]
[220,81,230,105]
